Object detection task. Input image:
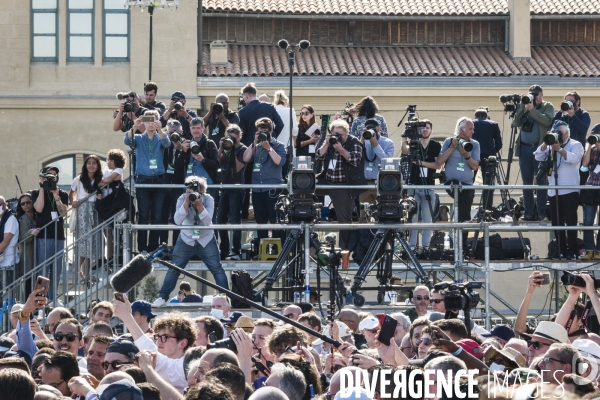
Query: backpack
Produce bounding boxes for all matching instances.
[230,270,254,308]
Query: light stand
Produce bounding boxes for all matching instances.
[124,1,179,81]
[277,39,310,175]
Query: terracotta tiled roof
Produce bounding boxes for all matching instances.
[530,0,600,14]
[201,45,600,78]
[203,0,508,16]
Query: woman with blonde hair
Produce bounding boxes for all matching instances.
[273,89,298,152]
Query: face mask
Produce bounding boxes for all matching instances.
[345,286,352,291]
[489,363,505,373]
[211,309,224,320]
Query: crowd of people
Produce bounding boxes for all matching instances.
[3,271,600,399]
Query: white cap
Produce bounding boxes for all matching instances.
[572,339,600,360]
[312,321,351,345]
[358,316,379,332]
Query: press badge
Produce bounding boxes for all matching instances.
[187,163,193,174]
[420,167,428,177]
[309,144,315,154]
[328,160,337,170]
[595,164,600,174]
[192,229,201,239]
[51,211,59,221]
[254,163,262,171]
[366,162,374,171]
[457,162,465,172]
[166,164,175,174]
[149,159,158,169]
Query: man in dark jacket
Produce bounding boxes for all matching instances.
[315,119,365,250]
[238,83,285,220]
[472,107,502,211]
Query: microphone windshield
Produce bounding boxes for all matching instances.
[278,39,289,50]
[299,40,310,50]
[110,254,154,293]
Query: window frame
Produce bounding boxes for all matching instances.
[103,1,130,62]
[67,0,94,62]
[31,0,59,62]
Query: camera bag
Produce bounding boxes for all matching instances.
[501,237,532,259]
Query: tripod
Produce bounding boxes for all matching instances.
[351,226,431,306]
[259,226,323,305]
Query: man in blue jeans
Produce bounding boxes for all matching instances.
[153,176,228,307]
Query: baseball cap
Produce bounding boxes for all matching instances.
[130,300,156,320]
[358,316,379,331]
[98,379,143,400]
[532,321,569,344]
[529,85,543,94]
[40,165,60,175]
[482,324,515,342]
[105,339,139,360]
[313,321,351,346]
[428,312,445,322]
[171,91,186,100]
[591,124,600,134]
[484,345,526,368]
[364,118,379,128]
[455,339,483,359]
[0,337,15,352]
[10,304,23,314]
[572,339,600,360]
[409,350,450,367]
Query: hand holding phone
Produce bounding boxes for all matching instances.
[377,316,398,346]
[114,293,125,302]
[34,276,50,298]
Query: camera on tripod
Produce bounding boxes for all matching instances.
[277,157,318,223]
[561,271,600,289]
[401,105,426,155]
[499,94,521,112]
[433,281,482,312]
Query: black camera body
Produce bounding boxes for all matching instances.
[190,141,201,155]
[434,281,482,311]
[207,337,237,352]
[588,134,600,145]
[401,105,426,156]
[340,102,354,125]
[520,114,535,133]
[521,93,534,105]
[561,271,600,289]
[329,134,340,145]
[42,176,58,192]
[544,132,562,146]
[173,101,183,111]
[237,92,246,110]
[258,130,269,142]
[170,132,181,143]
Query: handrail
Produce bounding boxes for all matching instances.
[133,183,600,190]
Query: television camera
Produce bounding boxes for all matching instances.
[434,280,482,335]
[400,105,427,155]
[276,156,319,223]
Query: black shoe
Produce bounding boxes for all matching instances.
[566,253,578,261]
[551,253,565,260]
[521,215,535,222]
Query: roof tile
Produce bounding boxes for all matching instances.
[202,44,600,78]
[530,0,600,14]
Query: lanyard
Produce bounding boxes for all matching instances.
[194,210,200,225]
[420,142,429,161]
[47,191,56,210]
[364,142,376,163]
[147,135,155,156]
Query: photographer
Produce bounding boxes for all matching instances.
[162,119,187,246]
[472,107,502,211]
[31,165,69,299]
[242,117,286,241]
[140,82,166,123]
[555,273,600,337]
[315,119,366,250]
[124,110,171,254]
[534,121,584,259]
[552,91,590,148]
[113,91,148,133]
[401,119,441,256]
[513,84,554,222]
[580,124,600,260]
[152,176,228,307]
[238,83,284,220]
[348,96,388,138]
[217,125,248,260]
[203,93,240,149]
[359,118,395,221]
[436,117,480,257]
[161,91,198,137]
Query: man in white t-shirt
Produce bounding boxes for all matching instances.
[0,196,20,287]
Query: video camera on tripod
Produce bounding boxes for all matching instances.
[362,158,417,223]
[276,156,319,223]
[340,102,354,125]
[400,105,427,155]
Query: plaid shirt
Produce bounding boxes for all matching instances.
[587,147,600,186]
[316,140,363,183]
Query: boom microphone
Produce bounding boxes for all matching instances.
[110,245,166,293]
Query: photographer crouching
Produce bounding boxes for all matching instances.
[436,117,480,258]
[534,121,584,259]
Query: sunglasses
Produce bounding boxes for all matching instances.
[430,299,443,304]
[417,338,433,346]
[364,327,380,334]
[228,129,240,135]
[154,333,178,343]
[415,296,429,301]
[529,341,550,350]
[542,356,566,365]
[20,201,32,206]
[53,333,79,342]
[101,361,133,371]
[301,111,312,116]
[47,379,66,388]
[283,313,296,319]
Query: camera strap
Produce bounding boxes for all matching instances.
[566,301,593,333]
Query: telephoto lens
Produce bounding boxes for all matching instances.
[213,103,224,115]
[123,101,134,113]
[174,101,183,111]
[206,337,237,352]
[363,129,376,140]
[521,94,534,105]
[544,132,559,146]
[188,192,201,202]
[190,141,201,154]
[170,132,181,143]
[222,138,234,151]
[561,101,573,112]
[329,135,339,145]
[588,134,600,145]
[458,138,473,152]
[258,131,268,142]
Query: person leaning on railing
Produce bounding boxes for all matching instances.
[580,124,600,261]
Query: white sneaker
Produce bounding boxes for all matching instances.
[152,298,166,307]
